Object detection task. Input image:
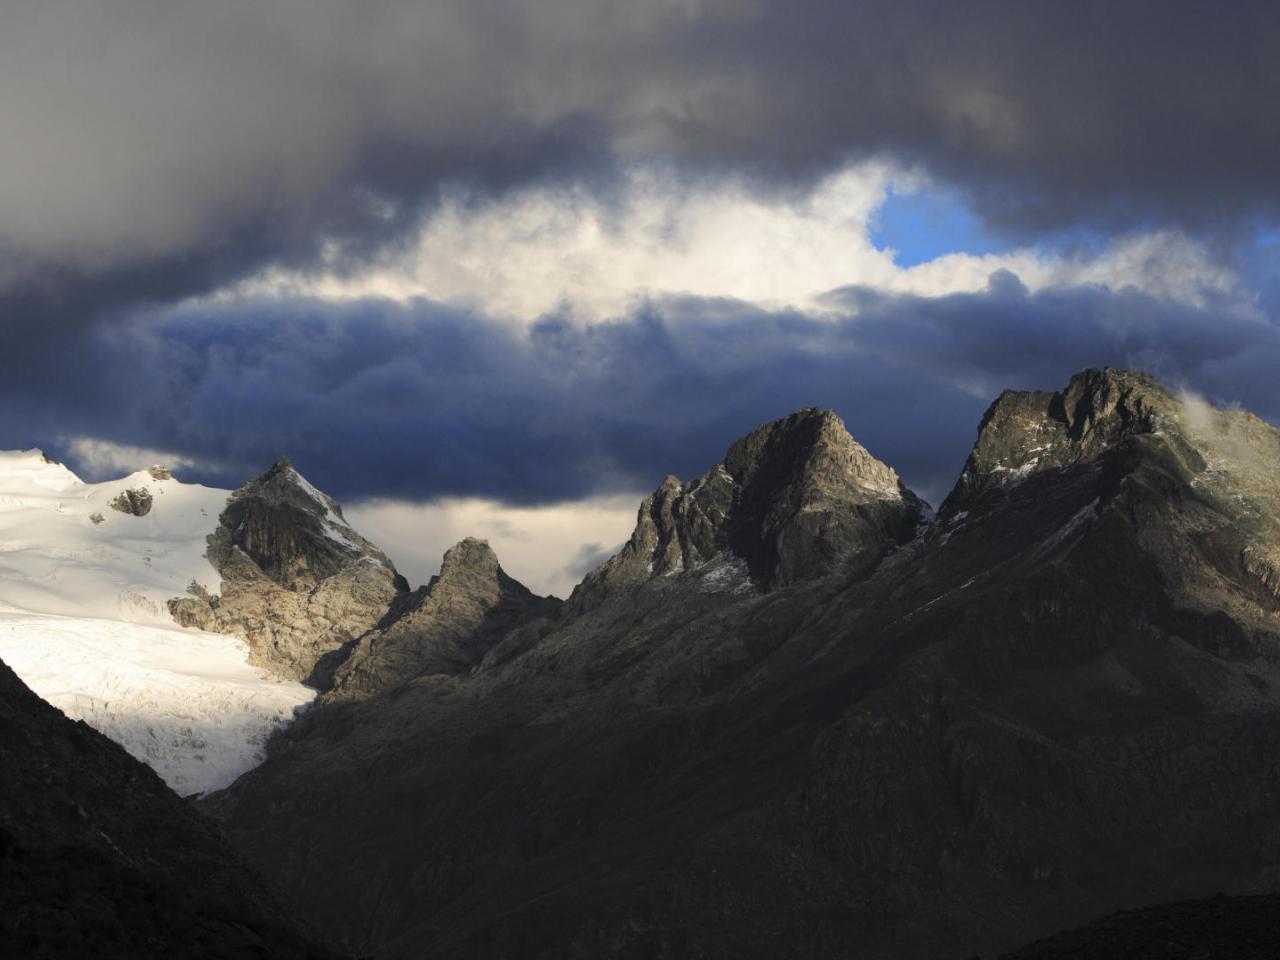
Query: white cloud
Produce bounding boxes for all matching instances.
[62,435,213,481]
[896,230,1243,308]
[232,161,907,320]
[345,494,640,599]
[223,161,1244,322]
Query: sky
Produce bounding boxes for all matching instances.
[6,1,1280,596]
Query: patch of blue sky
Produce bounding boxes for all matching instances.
[870,185,1114,266]
[870,187,1003,266]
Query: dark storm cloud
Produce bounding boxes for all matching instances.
[15,279,1279,508]
[5,0,1280,312]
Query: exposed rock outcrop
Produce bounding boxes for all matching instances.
[327,538,559,700]
[170,457,407,685]
[109,487,153,517]
[940,367,1187,517]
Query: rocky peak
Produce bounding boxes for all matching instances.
[244,455,346,519]
[940,367,1180,517]
[579,408,927,595]
[438,536,502,581]
[723,408,905,501]
[1059,367,1174,444]
[219,458,393,592]
[327,537,559,700]
[170,458,408,684]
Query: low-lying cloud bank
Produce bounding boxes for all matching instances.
[345,496,638,599]
[19,271,1274,514]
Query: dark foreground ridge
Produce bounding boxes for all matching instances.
[998,892,1280,959]
[195,368,1280,958]
[0,657,340,959]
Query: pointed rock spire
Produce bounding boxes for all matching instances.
[579,407,927,596]
[169,457,408,684]
[327,537,559,700]
[217,457,395,591]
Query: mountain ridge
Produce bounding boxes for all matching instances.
[5,367,1280,958]
[195,366,1280,959]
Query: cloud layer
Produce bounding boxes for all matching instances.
[21,272,1274,514]
[6,2,1280,298]
[345,496,638,599]
[233,163,1243,322]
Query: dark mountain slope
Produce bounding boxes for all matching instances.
[0,656,340,959]
[205,369,1280,959]
[998,892,1280,959]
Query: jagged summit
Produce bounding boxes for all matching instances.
[580,407,927,595]
[327,536,559,700]
[219,457,395,591]
[940,367,1185,517]
[170,457,408,683]
[724,407,908,502]
[438,536,502,578]
[239,455,353,526]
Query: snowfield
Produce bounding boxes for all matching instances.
[0,450,314,795]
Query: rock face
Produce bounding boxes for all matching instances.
[170,457,408,684]
[940,368,1184,517]
[327,538,560,700]
[0,655,339,958]
[109,487,153,517]
[580,407,927,599]
[204,370,1280,960]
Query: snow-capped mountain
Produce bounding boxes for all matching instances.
[0,450,313,795]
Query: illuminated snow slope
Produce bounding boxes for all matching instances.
[0,450,313,795]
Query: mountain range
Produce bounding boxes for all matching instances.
[4,367,1280,958]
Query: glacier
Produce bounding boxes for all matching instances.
[0,449,313,795]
